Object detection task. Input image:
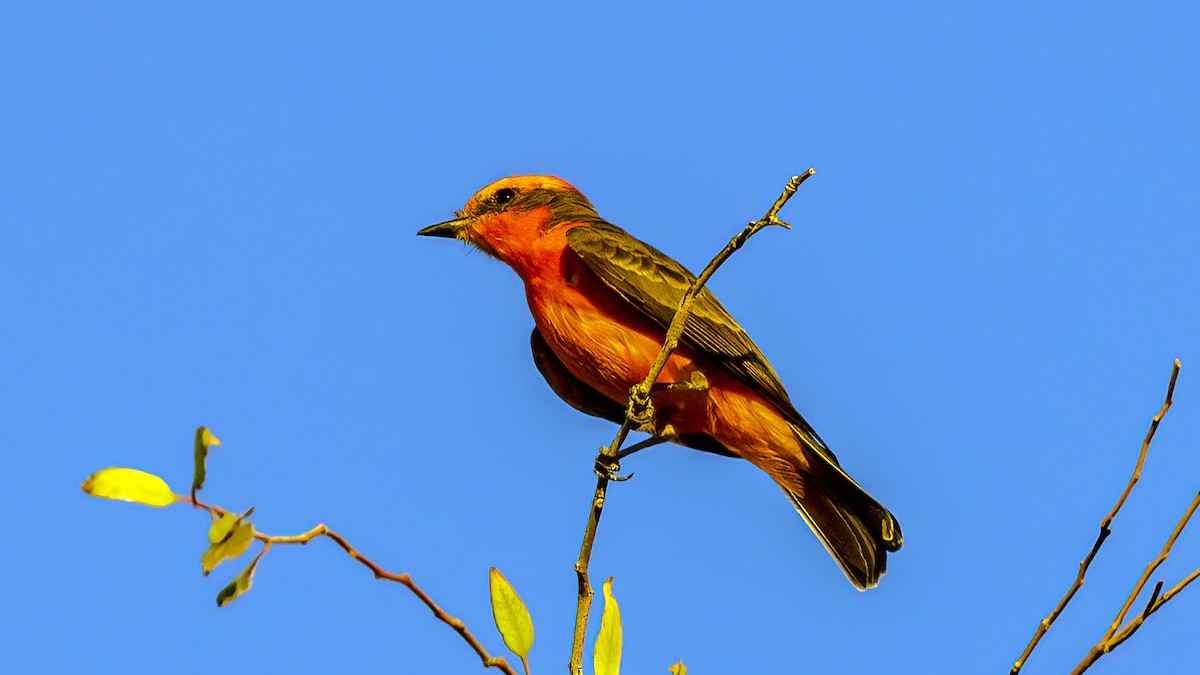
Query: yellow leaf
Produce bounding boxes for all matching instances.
[208,513,239,545]
[201,515,254,575]
[668,661,687,675]
[216,547,265,607]
[594,577,623,675]
[489,567,534,661]
[81,468,177,508]
[202,428,222,447]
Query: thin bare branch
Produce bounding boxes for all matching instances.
[1011,358,1181,674]
[568,171,815,675]
[1101,563,1200,651]
[1103,565,1200,651]
[1073,487,1200,673]
[183,496,518,675]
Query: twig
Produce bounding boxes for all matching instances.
[1073,487,1200,673]
[1141,580,1164,619]
[1111,564,1200,645]
[182,495,518,675]
[567,171,815,675]
[1010,359,1181,674]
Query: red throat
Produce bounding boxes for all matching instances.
[471,206,567,281]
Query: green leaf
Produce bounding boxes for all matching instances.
[191,425,221,500]
[668,661,687,675]
[489,567,534,662]
[81,468,177,507]
[594,577,623,675]
[216,547,266,607]
[201,512,254,576]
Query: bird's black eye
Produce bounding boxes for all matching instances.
[493,187,517,206]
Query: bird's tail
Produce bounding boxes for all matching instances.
[775,425,903,590]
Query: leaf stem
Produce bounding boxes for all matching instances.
[182,496,518,675]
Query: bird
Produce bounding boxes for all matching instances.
[418,175,902,589]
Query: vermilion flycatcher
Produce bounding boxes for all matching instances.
[419,176,902,589]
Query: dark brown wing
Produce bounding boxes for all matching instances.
[565,222,834,456]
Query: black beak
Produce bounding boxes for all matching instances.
[417,217,469,239]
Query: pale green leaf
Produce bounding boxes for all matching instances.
[81,468,177,507]
[201,514,254,576]
[207,513,238,544]
[489,567,534,660]
[191,425,221,500]
[216,547,265,607]
[668,661,687,675]
[594,577,623,675]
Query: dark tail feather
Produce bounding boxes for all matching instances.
[780,430,902,590]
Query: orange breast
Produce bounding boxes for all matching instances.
[524,246,674,402]
[518,232,804,471]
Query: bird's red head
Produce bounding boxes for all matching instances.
[418,175,606,274]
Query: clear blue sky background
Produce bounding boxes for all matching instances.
[3,3,1198,673]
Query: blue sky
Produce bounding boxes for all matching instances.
[4,3,1199,673]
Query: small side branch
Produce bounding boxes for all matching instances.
[184,496,517,675]
[1072,487,1200,673]
[568,171,815,675]
[1011,359,1181,674]
[1109,565,1200,648]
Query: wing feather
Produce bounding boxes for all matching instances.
[565,223,832,455]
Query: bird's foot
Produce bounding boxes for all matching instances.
[594,450,633,482]
[626,384,655,428]
[650,370,709,394]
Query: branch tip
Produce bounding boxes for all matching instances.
[1142,580,1164,618]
